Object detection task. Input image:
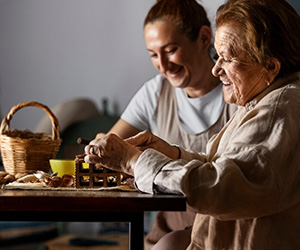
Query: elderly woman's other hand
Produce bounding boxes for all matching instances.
[84,133,142,176]
[125,131,181,160]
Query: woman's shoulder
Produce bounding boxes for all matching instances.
[246,72,300,122]
[141,74,165,98]
[144,74,164,90]
[261,72,300,104]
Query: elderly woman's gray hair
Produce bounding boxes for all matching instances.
[216,0,300,78]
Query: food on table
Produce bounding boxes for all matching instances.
[13,170,75,188]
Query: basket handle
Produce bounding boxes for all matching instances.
[0,102,60,140]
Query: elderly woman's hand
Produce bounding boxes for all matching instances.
[125,131,180,160]
[87,132,107,148]
[84,133,142,176]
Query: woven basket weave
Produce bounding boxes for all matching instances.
[0,102,62,175]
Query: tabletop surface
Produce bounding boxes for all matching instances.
[0,189,186,213]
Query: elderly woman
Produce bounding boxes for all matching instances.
[85,0,300,249]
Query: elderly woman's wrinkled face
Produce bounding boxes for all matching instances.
[212,23,268,106]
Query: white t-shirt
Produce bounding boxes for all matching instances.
[121,74,225,135]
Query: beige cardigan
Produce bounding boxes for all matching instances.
[135,72,300,249]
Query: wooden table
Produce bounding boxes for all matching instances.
[0,189,186,250]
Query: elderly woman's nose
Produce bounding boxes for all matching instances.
[212,58,223,77]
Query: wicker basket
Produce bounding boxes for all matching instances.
[0,102,62,175]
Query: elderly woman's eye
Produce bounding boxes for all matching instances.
[216,56,232,64]
[223,58,232,63]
